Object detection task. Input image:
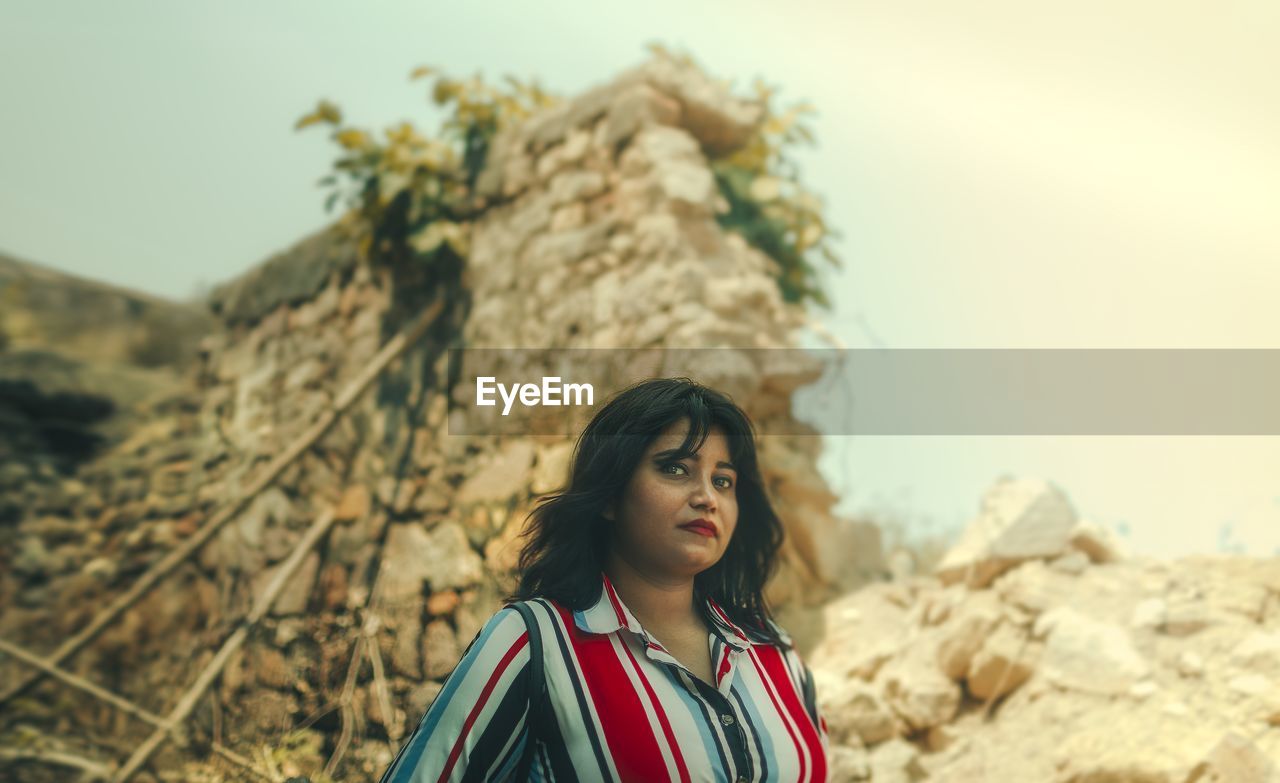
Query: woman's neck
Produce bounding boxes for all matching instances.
[604,551,702,631]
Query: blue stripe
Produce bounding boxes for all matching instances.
[386,607,517,783]
[732,678,777,780]
[665,668,731,783]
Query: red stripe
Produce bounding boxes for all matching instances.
[617,636,692,783]
[436,632,529,783]
[747,646,807,782]
[753,647,828,782]
[563,607,669,781]
[716,648,733,686]
[602,577,630,627]
[707,600,749,645]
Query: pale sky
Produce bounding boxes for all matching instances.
[2,1,1277,556]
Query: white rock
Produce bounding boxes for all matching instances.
[935,594,1003,681]
[1036,607,1150,695]
[1131,597,1167,629]
[1184,732,1279,783]
[866,738,927,783]
[1176,651,1206,677]
[1129,680,1159,700]
[816,676,899,746]
[1229,673,1273,697]
[827,745,872,782]
[378,521,484,601]
[936,477,1079,588]
[1068,518,1128,563]
[881,650,962,731]
[1231,631,1280,675]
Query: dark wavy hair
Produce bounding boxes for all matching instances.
[511,377,787,647]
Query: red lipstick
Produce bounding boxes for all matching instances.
[679,519,717,537]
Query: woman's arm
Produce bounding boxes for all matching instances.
[379,607,535,783]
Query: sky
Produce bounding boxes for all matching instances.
[2,1,1278,557]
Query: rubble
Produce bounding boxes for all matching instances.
[812,476,1280,782]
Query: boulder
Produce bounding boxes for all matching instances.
[1034,607,1150,695]
[815,673,899,746]
[935,477,1079,588]
[880,645,961,731]
[935,592,1003,681]
[1184,732,1279,783]
[967,622,1038,701]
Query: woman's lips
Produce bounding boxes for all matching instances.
[679,522,717,538]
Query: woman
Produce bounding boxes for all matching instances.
[380,378,829,782]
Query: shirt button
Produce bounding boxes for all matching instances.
[720,713,736,727]
[735,777,747,783]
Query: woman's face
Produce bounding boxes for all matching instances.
[605,419,740,583]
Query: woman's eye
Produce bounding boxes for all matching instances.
[714,476,734,489]
[662,462,688,475]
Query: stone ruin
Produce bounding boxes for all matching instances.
[0,53,882,782]
[812,477,1280,782]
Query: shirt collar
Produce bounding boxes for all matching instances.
[573,572,765,651]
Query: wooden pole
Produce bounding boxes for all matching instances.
[0,296,443,706]
[0,636,284,781]
[112,507,337,782]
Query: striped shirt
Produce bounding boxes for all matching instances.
[381,573,829,782]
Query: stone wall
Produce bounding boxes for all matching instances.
[0,52,881,782]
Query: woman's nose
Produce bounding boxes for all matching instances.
[690,476,717,509]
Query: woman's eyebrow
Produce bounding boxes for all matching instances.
[652,449,737,472]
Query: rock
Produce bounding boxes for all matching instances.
[334,484,371,522]
[378,522,484,602]
[531,440,574,495]
[1184,732,1279,782]
[1068,518,1127,563]
[252,645,292,690]
[548,170,606,207]
[1129,680,1159,700]
[881,648,961,731]
[317,562,348,611]
[1228,673,1273,697]
[815,673,899,746]
[406,681,444,718]
[600,82,682,150]
[13,536,51,577]
[866,738,928,783]
[391,608,423,680]
[935,593,1003,681]
[1261,687,1280,726]
[935,477,1079,588]
[1049,549,1091,575]
[631,52,764,156]
[845,639,899,682]
[254,550,320,617]
[1231,631,1280,675]
[422,620,461,681]
[967,623,1038,701]
[1132,598,1167,629]
[455,440,535,504]
[1163,600,1214,637]
[926,723,961,753]
[1176,651,1205,677]
[827,744,872,781]
[426,590,460,617]
[1035,607,1150,695]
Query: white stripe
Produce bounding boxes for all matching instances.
[534,599,622,782]
[609,633,682,780]
[437,624,530,783]
[747,646,812,783]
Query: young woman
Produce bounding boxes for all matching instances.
[380,378,829,782]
